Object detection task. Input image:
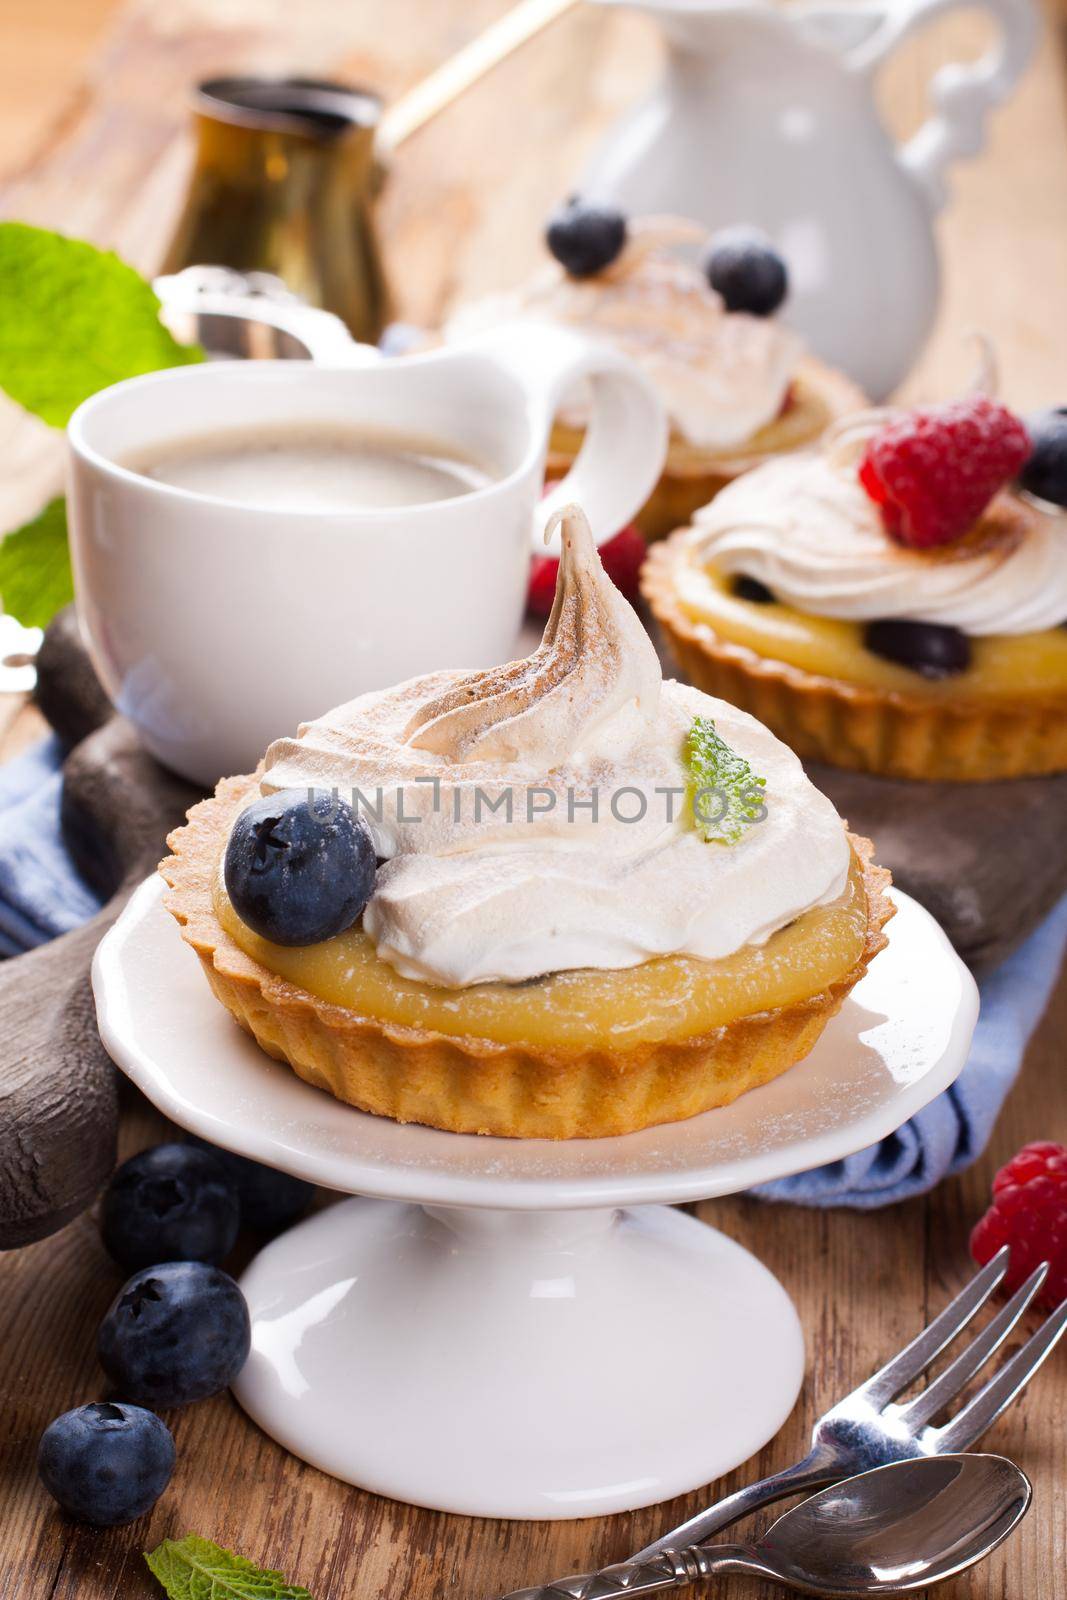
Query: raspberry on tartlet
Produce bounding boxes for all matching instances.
[858,394,1031,549]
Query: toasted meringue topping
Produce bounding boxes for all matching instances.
[446,216,803,452]
[404,506,660,766]
[260,503,851,987]
[687,433,1067,635]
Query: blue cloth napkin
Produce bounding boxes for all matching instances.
[755,891,1067,1207]
[2,736,1064,1206]
[0,735,103,956]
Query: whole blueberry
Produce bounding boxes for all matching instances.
[38,1401,175,1526]
[545,197,627,278]
[1019,407,1067,507]
[864,619,972,679]
[188,1136,314,1233]
[703,228,788,316]
[100,1143,240,1272]
[98,1261,251,1408]
[224,789,376,946]
[732,574,776,605]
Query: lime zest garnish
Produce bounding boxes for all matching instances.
[683,715,767,845]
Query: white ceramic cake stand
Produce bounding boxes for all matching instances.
[93,878,977,1520]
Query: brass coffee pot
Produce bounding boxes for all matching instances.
[161,0,577,344]
[162,77,390,345]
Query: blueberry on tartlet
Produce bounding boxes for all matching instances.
[1020,407,1067,507]
[864,620,971,679]
[703,228,788,317]
[732,574,775,605]
[224,789,376,945]
[545,197,627,278]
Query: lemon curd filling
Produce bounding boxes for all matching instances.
[213,853,868,1051]
[677,561,1067,699]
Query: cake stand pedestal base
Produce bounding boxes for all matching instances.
[234,1197,803,1519]
[94,878,978,1520]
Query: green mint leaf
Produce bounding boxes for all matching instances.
[145,1534,315,1600]
[0,497,72,628]
[0,222,201,427]
[684,714,767,845]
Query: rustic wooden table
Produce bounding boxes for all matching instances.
[0,2,1065,1595]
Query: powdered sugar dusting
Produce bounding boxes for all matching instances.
[260,504,851,987]
[445,216,802,451]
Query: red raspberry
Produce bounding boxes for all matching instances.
[858,394,1031,549]
[970,1141,1067,1309]
[527,521,647,618]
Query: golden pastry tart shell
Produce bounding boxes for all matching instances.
[643,531,1067,782]
[549,357,866,542]
[160,778,892,1141]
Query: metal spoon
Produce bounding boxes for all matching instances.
[502,1455,1031,1599]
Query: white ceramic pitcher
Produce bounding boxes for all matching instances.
[582,0,1037,398]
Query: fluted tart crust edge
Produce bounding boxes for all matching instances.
[160,776,893,1140]
[643,530,1067,782]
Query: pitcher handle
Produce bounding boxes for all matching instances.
[469,321,668,552]
[836,0,1037,211]
[153,267,379,364]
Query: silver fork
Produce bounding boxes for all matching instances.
[503,1246,1067,1600]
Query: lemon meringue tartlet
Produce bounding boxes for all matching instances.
[162,507,891,1139]
[448,215,864,541]
[645,404,1067,782]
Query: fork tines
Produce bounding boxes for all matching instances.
[860,1246,1067,1445]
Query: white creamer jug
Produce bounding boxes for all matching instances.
[583,0,1036,397]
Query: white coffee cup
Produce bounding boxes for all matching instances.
[66,325,666,785]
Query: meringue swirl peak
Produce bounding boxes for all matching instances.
[260,504,851,986]
[404,505,660,768]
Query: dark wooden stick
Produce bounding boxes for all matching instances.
[0,612,199,1249]
[809,760,1067,974]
